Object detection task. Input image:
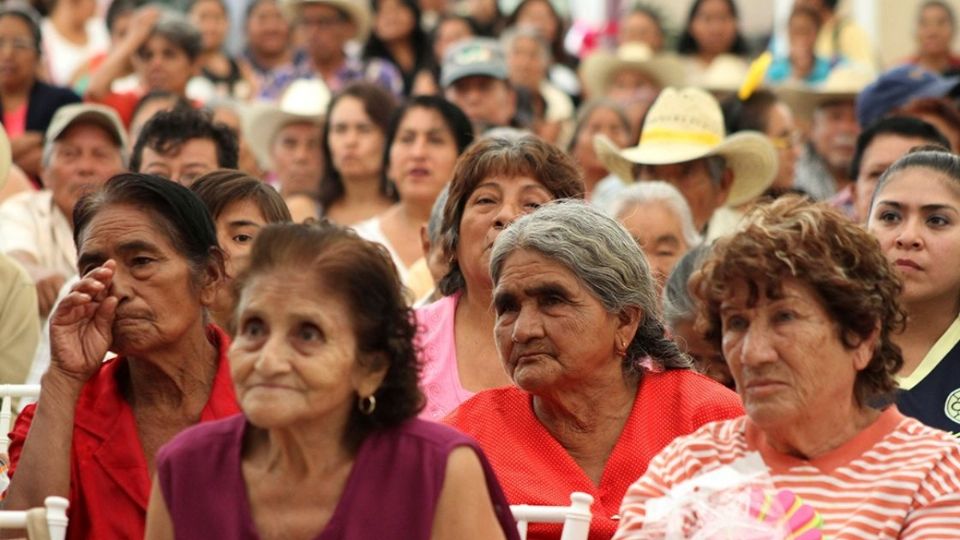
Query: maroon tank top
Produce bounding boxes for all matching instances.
[156,414,519,539]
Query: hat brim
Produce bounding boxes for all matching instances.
[595,131,777,206]
[245,104,324,169]
[776,86,858,120]
[579,52,686,97]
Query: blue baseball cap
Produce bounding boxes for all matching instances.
[856,65,960,128]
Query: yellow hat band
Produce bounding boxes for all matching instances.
[640,127,722,147]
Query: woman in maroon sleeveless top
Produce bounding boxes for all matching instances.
[144,222,518,539]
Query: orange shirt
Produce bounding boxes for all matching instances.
[444,370,744,539]
[8,325,240,540]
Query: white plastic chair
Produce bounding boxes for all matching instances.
[0,384,41,455]
[0,496,68,540]
[510,492,594,540]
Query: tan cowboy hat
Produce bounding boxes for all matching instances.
[579,43,686,98]
[281,0,371,41]
[776,66,875,121]
[594,86,777,207]
[700,54,751,94]
[245,79,331,169]
[0,123,10,193]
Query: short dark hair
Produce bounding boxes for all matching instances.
[676,0,749,56]
[691,196,905,407]
[439,134,585,296]
[850,116,950,180]
[236,222,423,448]
[721,89,780,134]
[130,106,239,173]
[141,11,203,61]
[319,82,398,210]
[74,173,225,285]
[131,91,192,127]
[190,169,292,224]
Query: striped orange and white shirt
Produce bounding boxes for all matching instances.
[613,407,960,539]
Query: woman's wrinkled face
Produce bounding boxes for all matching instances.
[918,4,954,56]
[867,170,960,306]
[721,278,871,428]
[455,175,553,292]
[493,249,638,394]
[617,201,690,292]
[689,0,737,57]
[571,106,630,174]
[231,269,386,429]
[76,204,216,357]
[246,0,290,57]
[0,16,37,89]
[374,0,415,42]
[327,96,385,180]
[388,107,459,208]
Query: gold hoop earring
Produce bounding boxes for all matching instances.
[358,394,376,415]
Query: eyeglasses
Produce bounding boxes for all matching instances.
[769,131,804,150]
[0,38,35,53]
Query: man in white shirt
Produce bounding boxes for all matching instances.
[0,103,126,318]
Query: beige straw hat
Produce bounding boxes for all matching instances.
[776,66,875,120]
[245,79,331,169]
[579,43,686,98]
[595,86,777,207]
[281,0,371,41]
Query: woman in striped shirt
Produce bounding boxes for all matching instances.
[614,196,960,539]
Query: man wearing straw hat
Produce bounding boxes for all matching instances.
[777,67,872,202]
[284,0,403,96]
[0,125,40,385]
[595,86,776,236]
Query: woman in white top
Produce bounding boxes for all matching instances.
[354,96,473,290]
[42,0,109,87]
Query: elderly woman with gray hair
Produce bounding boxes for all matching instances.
[611,181,701,292]
[445,200,743,540]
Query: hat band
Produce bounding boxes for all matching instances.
[640,127,722,147]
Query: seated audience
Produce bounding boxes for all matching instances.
[363,0,436,96]
[130,106,239,185]
[722,89,802,195]
[610,181,701,293]
[867,150,960,434]
[894,96,960,151]
[617,4,667,51]
[797,0,875,71]
[86,8,201,126]
[850,116,949,223]
[41,0,109,88]
[767,6,831,85]
[566,99,632,205]
[615,196,960,538]
[906,0,960,76]
[239,0,298,101]
[0,3,82,179]
[188,0,249,100]
[416,134,584,420]
[6,174,241,539]
[190,169,292,330]
[355,95,473,292]
[442,38,518,133]
[501,25,572,144]
[662,244,733,388]
[315,82,398,225]
[144,222,518,540]
[446,201,743,539]
[676,0,750,87]
[0,104,126,318]
[432,14,476,62]
[595,87,776,238]
[504,0,579,98]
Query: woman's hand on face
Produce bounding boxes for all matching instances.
[48,261,119,384]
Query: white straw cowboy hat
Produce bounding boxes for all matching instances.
[595,86,777,207]
[776,66,875,121]
[579,43,686,98]
[282,0,371,41]
[245,79,331,169]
